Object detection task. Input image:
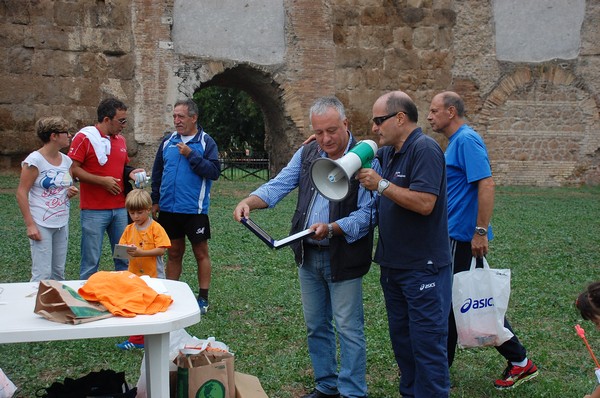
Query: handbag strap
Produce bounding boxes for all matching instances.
[482,257,490,269]
[470,256,491,271]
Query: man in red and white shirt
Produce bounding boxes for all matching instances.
[69,98,145,279]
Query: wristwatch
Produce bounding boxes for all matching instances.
[377,179,390,195]
[327,223,334,239]
[475,226,488,236]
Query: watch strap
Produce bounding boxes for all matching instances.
[475,226,487,236]
[378,179,390,195]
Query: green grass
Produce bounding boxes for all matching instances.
[0,176,599,397]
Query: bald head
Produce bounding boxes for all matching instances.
[428,91,467,138]
[372,90,420,150]
[378,90,419,123]
[435,91,465,118]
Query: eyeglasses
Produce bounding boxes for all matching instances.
[372,111,404,126]
[54,131,70,135]
[117,118,127,125]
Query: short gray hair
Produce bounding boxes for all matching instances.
[309,96,346,121]
[441,92,465,118]
[174,98,199,117]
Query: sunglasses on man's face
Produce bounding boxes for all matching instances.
[372,111,404,126]
[116,118,127,125]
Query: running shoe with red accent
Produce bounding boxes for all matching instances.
[494,359,539,390]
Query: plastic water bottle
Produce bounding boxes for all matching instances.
[134,171,149,188]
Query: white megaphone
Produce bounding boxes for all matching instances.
[310,140,378,201]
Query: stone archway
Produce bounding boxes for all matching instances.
[200,65,288,176]
[480,66,600,186]
[173,62,297,176]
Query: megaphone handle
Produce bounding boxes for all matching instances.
[351,140,377,169]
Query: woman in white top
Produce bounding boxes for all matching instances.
[16,117,79,281]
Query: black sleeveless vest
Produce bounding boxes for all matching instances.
[290,138,373,282]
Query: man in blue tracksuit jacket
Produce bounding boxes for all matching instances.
[151,98,220,314]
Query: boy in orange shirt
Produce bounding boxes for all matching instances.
[116,189,171,350]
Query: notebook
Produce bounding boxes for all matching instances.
[241,217,315,249]
[113,244,132,260]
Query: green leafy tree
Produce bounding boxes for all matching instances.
[193,87,265,157]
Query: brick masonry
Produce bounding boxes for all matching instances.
[0,0,598,185]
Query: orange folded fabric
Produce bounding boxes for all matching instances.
[79,271,173,317]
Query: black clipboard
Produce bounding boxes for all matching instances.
[241,217,315,249]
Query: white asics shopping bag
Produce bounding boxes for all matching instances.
[452,257,514,348]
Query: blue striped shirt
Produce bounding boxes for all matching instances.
[251,138,381,243]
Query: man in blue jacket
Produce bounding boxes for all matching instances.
[151,98,220,314]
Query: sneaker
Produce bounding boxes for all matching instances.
[116,340,144,350]
[300,389,340,398]
[494,359,539,390]
[197,297,209,315]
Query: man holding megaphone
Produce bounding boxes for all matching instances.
[233,96,380,398]
[357,91,452,398]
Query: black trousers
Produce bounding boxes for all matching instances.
[448,239,527,366]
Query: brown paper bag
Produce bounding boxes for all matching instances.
[176,351,235,398]
[234,372,268,398]
[34,280,113,325]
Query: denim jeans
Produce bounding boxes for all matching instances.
[30,224,68,282]
[380,263,452,398]
[80,208,128,279]
[298,247,367,398]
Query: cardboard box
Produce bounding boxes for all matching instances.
[234,372,269,398]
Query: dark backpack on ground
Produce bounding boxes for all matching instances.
[36,369,137,398]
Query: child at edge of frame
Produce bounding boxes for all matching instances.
[576,281,600,398]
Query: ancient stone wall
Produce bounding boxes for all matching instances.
[0,0,137,167]
[450,0,600,185]
[130,0,175,168]
[331,0,455,139]
[0,0,598,185]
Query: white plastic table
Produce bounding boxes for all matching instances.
[0,279,200,398]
